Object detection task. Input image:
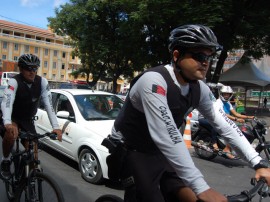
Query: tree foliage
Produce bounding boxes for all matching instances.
[49,0,146,91]
[49,0,270,91]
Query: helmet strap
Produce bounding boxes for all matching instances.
[174,57,196,83]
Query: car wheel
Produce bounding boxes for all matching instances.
[79,148,103,184]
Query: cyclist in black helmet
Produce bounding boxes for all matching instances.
[0,53,62,179]
[109,24,270,202]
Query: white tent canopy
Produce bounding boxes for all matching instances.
[253,55,270,78]
[219,57,270,88]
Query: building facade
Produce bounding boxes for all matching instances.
[0,19,81,82]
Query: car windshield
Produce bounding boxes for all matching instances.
[7,73,19,78]
[74,94,124,120]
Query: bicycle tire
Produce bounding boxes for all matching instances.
[14,172,65,202]
[95,194,124,202]
[5,149,21,201]
[5,178,16,201]
[194,132,217,160]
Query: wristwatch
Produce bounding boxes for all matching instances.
[254,160,270,170]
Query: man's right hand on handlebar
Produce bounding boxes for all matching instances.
[254,160,270,186]
[52,129,62,142]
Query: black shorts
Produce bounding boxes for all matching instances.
[16,120,36,134]
[123,150,184,202]
[1,119,36,139]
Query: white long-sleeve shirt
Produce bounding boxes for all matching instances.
[1,77,60,130]
[112,64,261,195]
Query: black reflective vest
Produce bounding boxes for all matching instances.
[12,74,42,121]
[114,65,200,153]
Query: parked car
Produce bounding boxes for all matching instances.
[59,82,91,89]
[35,89,124,184]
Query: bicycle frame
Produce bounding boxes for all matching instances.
[3,131,62,202]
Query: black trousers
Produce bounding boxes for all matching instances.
[122,150,183,202]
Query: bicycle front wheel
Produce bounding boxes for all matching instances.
[5,178,16,200]
[15,172,65,202]
[95,194,124,202]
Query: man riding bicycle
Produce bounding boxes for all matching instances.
[109,24,270,202]
[0,53,62,180]
[199,85,255,159]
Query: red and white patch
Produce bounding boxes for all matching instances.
[8,85,14,91]
[152,84,166,96]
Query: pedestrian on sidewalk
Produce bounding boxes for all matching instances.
[263,97,267,108]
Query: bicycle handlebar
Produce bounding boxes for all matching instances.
[19,131,58,141]
[196,178,268,202]
[226,178,267,202]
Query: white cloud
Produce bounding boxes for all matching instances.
[54,0,68,8]
[20,0,46,7]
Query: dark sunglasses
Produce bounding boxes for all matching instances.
[23,66,38,72]
[186,52,214,63]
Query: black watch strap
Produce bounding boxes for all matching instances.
[254,160,270,170]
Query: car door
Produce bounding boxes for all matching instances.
[36,92,77,157]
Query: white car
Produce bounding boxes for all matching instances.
[35,89,124,184]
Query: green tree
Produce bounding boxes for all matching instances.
[48,0,146,92]
[49,0,270,90]
[129,0,270,83]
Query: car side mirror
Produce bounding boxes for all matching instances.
[57,111,70,119]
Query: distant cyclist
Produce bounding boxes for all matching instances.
[214,85,255,158]
[218,85,254,123]
[0,53,62,179]
[110,24,270,202]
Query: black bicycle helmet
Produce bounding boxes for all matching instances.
[168,24,222,53]
[18,54,40,69]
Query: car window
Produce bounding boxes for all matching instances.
[56,94,75,121]
[59,83,90,89]
[74,94,124,120]
[38,92,61,111]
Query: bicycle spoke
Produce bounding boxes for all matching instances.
[15,173,64,202]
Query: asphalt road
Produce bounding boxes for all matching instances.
[0,115,269,202]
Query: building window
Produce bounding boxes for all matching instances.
[14,56,18,61]
[62,63,65,69]
[62,52,66,58]
[53,50,58,57]
[14,32,21,37]
[25,45,29,52]
[14,43,19,51]
[52,74,56,79]
[53,62,57,69]
[35,47,39,54]
[3,41,8,49]
[45,49,49,56]
[44,61,48,68]
[72,55,75,60]
[61,75,64,80]
[2,55,7,60]
[43,73,47,77]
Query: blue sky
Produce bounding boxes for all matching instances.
[0,0,69,30]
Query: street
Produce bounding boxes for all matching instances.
[0,115,269,202]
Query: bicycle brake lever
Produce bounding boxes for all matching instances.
[45,132,57,140]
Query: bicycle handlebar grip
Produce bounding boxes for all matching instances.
[46,132,57,140]
[227,178,266,202]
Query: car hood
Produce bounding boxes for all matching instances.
[84,120,115,138]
